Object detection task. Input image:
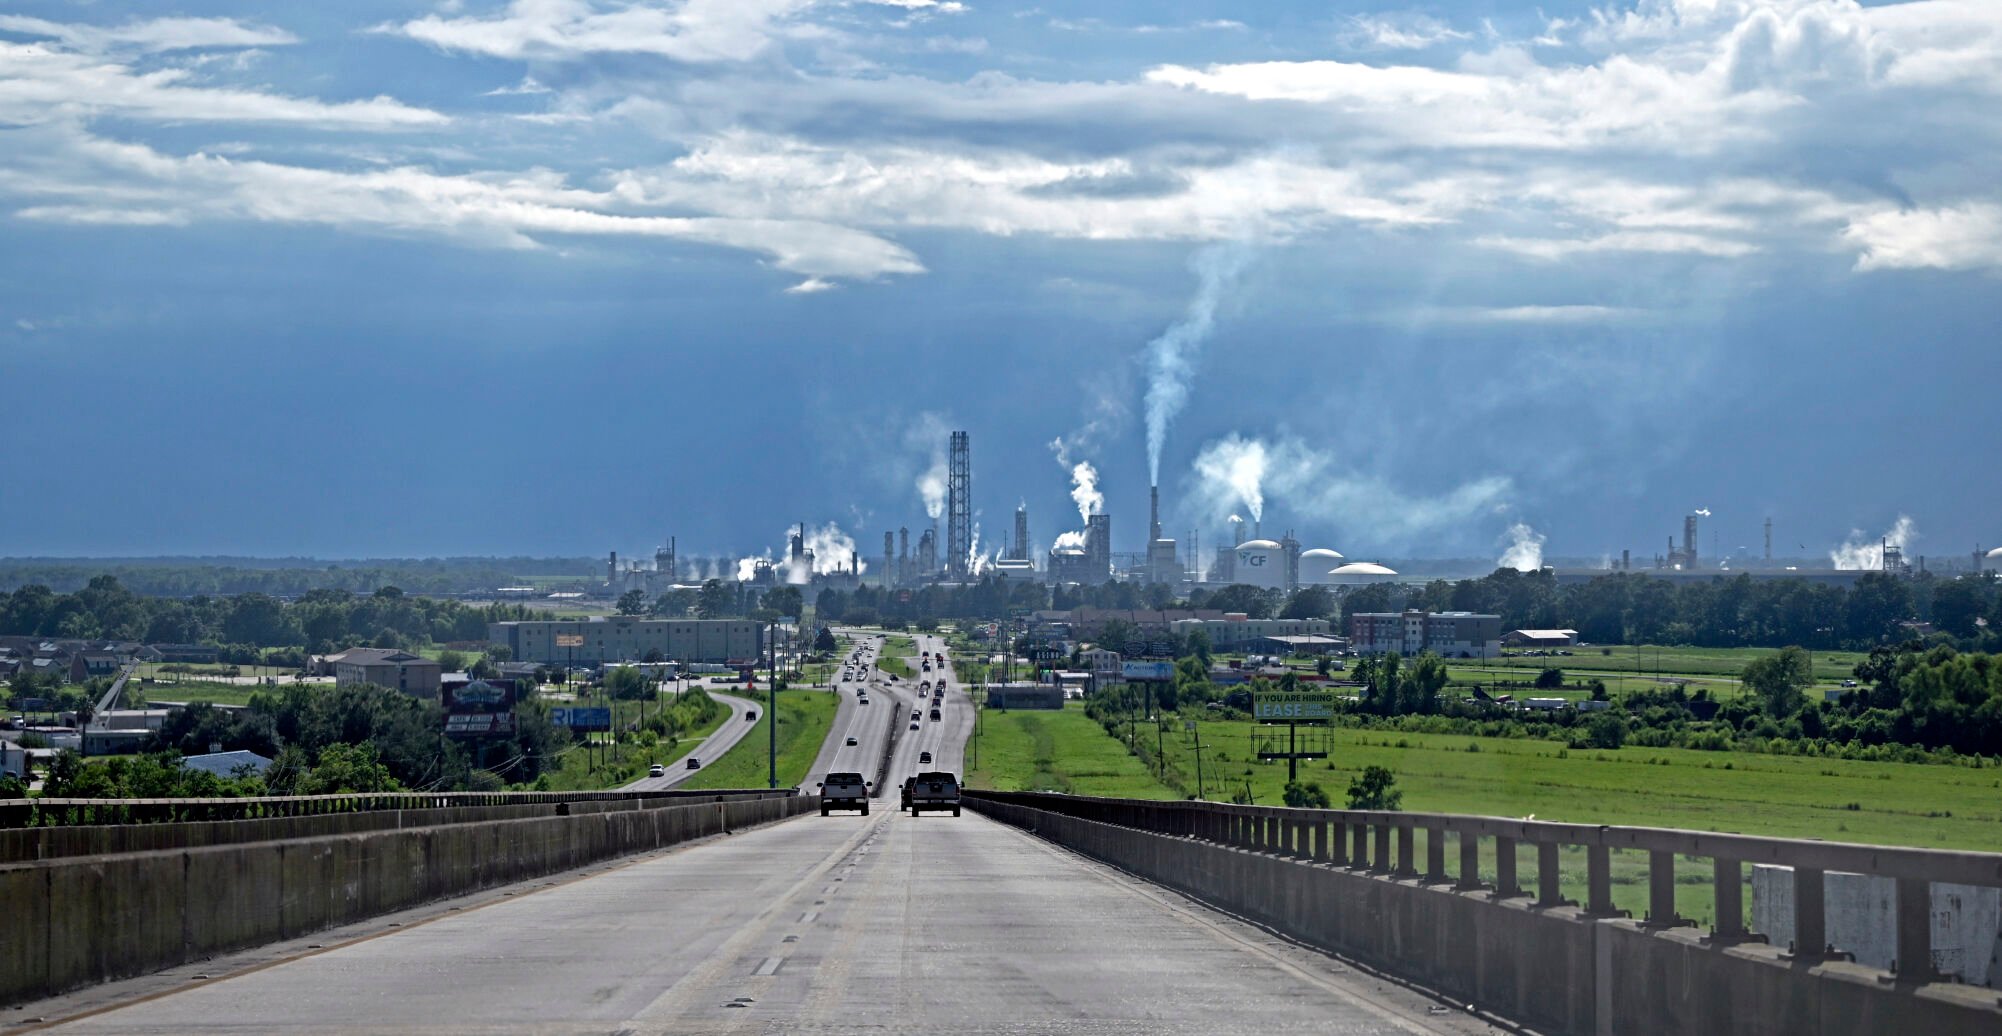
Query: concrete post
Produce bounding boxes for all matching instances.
[1396,825,1417,877]
[1793,867,1826,959]
[1351,822,1367,868]
[1425,824,1446,883]
[1587,845,1615,916]
[1712,858,1744,940]
[1495,836,1521,897]
[1372,823,1391,872]
[1647,850,1679,926]
[1895,878,1932,980]
[1312,820,1329,863]
[1457,829,1483,890]
[1537,842,1563,906]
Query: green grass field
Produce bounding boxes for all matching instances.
[680,689,839,791]
[965,702,1179,800]
[141,681,268,707]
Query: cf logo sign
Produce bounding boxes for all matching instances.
[1241,553,1267,566]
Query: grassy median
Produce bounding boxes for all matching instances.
[965,702,1178,800]
[680,688,840,790]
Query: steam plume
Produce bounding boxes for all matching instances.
[1068,461,1103,523]
[1144,243,1252,484]
[1192,434,1268,523]
[1830,515,1917,570]
[1498,522,1546,572]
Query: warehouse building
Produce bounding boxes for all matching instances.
[489,617,765,665]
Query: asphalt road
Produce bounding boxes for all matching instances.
[35,804,1500,1034]
[621,690,761,791]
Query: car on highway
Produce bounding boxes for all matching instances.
[817,772,871,816]
[909,721,919,730]
[686,757,700,769]
[909,771,961,816]
[912,709,922,720]
[746,711,757,721]
[919,751,932,764]
[859,697,869,705]
[930,708,941,721]
[845,736,859,746]
[899,776,914,812]
[648,763,666,778]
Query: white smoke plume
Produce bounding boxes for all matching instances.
[1695,508,1713,517]
[1499,522,1546,572]
[917,453,947,520]
[1068,461,1104,523]
[1191,433,1268,523]
[1188,433,1515,550]
[735,553,768,582]
[1052,530,1088,550]
[783,522,867,584]
[1144,243,1253,485]
[1830,515,1917,570]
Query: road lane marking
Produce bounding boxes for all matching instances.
[799,911,819,923]
[752,957,784,977]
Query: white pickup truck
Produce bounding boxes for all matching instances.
[817,772,871,816]
[907,771,961,817]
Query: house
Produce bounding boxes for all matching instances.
[70,651,123,682]
[332,648,442,698]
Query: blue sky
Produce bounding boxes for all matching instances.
[2,0,1998,570]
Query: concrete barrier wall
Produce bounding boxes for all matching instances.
[971,797,2002,1036]
[0,790,781,864]
[1,794,812,1005]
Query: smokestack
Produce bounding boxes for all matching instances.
[1764,518,1772,562]
[1622,548,1630,571]
[1150,484,1162,542]
[608,551,617,586]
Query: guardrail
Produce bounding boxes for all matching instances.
[0,788,789,829]
[968,791,2002,1036]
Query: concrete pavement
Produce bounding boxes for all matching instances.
[30,805,1500,1034]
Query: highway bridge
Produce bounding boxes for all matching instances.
[3,634,1998,1034]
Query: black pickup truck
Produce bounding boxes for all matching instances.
[908,771,961,817]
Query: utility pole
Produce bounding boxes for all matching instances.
[1193,732,1206,800]
[767,621,778,790]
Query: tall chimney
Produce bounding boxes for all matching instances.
[1150,484,1162,542]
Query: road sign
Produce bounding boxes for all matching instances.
[1121,661,1175,682]
[555,633,586,648]
[1253,691,1337,722]
[550,707,611,731]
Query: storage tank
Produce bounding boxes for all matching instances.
[1299,548,1345,584]
[1327,561,1399,586]
[1232,539,1287,590]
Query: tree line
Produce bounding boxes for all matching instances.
[0,577,539,653]
[0,557,595,597]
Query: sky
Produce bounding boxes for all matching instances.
[1,0,1998,569]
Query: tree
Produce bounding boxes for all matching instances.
[1742,646,1812,717]
[1586,711,1629,749]
[1283,781,1332,808]
[1346,766,1403,810]
[1185,627,1213,667]
[814,627,839,654]
[1534,668,1565,690]
[616,589,649,616]
[468,656,499,680]
[1096,619,1141,656]
[1401,653,1449,715]
[297,743,400,794]
[696,580,734,619]
[763,585,804,619]
[1279,586,1335,620]
[651,589,697,617]
[604,665,650,701]
[436,650,467,673]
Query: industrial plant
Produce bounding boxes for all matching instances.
[583,429,1973,603]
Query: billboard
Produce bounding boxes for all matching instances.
[550,707,612,731]
[1253,691,1338,722]
[442,679,518,739]
[1121,661,1175,682]
[554,633,586,648]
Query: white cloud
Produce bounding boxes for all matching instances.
[0,41,446,128]
[3,128,924,281]
[1339,12,1471,51]
[0,15,297,53]
[1458,305,1639,322]
[785,276,836,292]
[391,0,820,62]
[483,75,553,96]
[1843,203,2002,272]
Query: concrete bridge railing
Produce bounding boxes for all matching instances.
[968,791,2002,1036]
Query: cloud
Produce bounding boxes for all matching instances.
[785,276,836,293]
[1454,305,1639,322]
[0,41,445,128]
[4,128,924,280]
[0,15,298,53]
[1339,13,1471,51]
[483,75,553,96]
[1843,203,2002,272]
[390,0,819,62]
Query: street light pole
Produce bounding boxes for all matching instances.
[767,621,778,790]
